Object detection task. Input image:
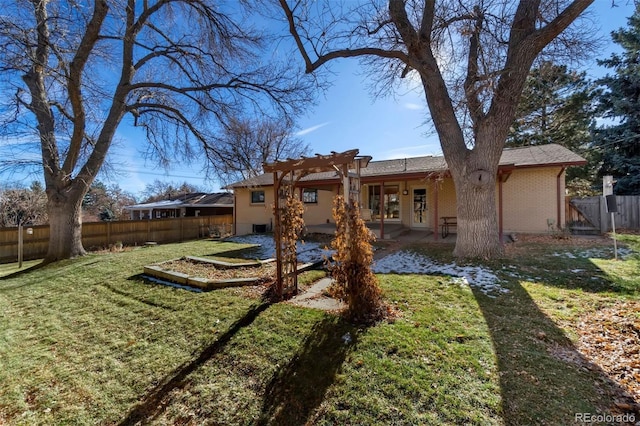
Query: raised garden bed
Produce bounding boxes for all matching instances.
[144,256,316,291]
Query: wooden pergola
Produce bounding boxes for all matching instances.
[263,149,372,299]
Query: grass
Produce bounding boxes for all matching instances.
[0,259,42,278]
[0,234,638,424]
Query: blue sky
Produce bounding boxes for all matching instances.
[5,1,637,197]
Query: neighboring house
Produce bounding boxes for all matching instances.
[123,192,233,220]
[226,144,586,239]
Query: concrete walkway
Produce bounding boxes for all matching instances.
[288,277,346,311]
[288,230,455,312]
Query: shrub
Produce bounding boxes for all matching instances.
[329,196,386,324]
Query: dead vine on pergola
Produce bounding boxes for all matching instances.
[264,149,371,301]
[329,195,387,324]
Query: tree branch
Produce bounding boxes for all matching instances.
[23,0,60,185]
[62,0,109,177]
[534,0,595,49]
[280,0,408,73]
[464,6,484,130]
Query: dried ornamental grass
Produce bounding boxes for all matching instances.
[329,196,387,324]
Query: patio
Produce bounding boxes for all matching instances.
[305,222,458,242]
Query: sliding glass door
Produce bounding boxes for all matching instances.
[368,185,400,221]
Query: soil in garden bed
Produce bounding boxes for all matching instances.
[160,259,276,281]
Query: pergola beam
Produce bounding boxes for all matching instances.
[263,149,370,174]
[265,149,371,300]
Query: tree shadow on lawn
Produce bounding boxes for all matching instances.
[257,315,359,426]
[118,301,271,426]
[472,282,638,425]
[0,261,47,282]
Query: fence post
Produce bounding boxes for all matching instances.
[599,196,609,233]
[18,224,23,268]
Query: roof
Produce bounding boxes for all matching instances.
[226,144,586,188]
[124,192,233,210]
[499,143,586,168]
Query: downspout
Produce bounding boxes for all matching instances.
[232,189,237,235]
[557,167,566,230]
[380,182,385,239]
[433,177,439,241]
[498,174,504,242]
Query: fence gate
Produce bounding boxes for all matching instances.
[569,197,601,232]
[568,195,640,233]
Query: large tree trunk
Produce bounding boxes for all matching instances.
[44,188,87,263]
[446,128,505,259]
[452,168,502,258]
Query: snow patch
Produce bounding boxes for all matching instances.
[550,246,634,260]
[225,235,509,296]
[225,234,332,263]
[372,250,509,297]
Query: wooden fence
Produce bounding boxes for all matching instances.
[566,195,640,233]
[0,215,233,263]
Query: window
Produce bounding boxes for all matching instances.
[302,188,318,204]
[251,190,265,204]
[368,185,400,220]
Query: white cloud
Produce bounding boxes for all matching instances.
[295,122,330,136]
[0,135,38,147]
[404,102,423,110]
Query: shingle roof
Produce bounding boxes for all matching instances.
[226,144,586,188]
[499,143,586,167]
[124,192,233,210]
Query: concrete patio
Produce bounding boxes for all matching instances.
[305,222,458,243]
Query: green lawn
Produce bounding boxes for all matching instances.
[0,235,638,425]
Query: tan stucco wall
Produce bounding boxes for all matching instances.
[299,186,338,226]
[431,178,457,220]
[234,187,275,235]
[234,185,339,235]
[501,167,564,233]
[233,166,566,235]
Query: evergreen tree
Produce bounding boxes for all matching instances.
[82,181,136,222]
[507,61,599,195]
[98,208,116,222]
[593,6,640,195]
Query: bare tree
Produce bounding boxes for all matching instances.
[140,179,202,203]
[0,0,312,262]
[206,116,310,186]
[277,0,597,257]
[0,181,48,227]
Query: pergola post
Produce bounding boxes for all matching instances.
[264,150,371,300]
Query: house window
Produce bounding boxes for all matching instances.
[251,190,265,204]
[368,185,400,219]
[302,188,318,204]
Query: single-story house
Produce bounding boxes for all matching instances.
[226,144,586,239]
[123,192,233,220]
